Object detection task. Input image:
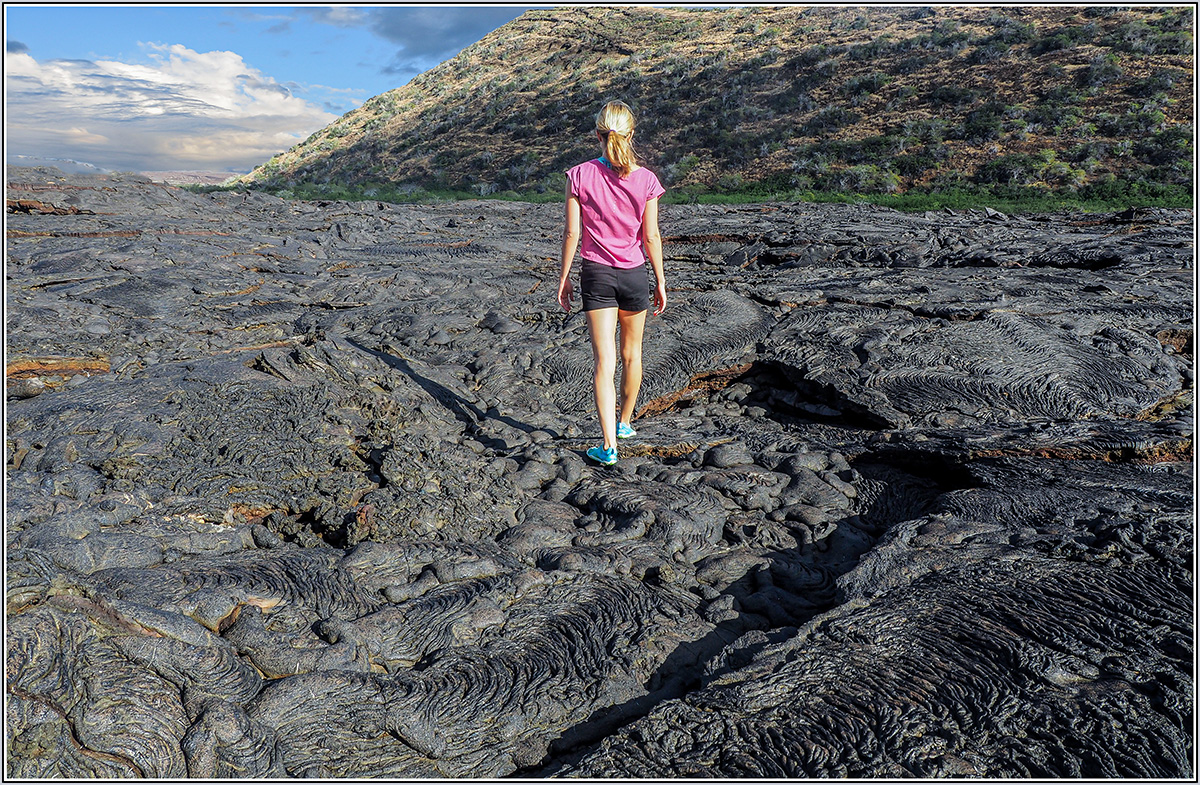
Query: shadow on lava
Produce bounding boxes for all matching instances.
[344,335,555,441]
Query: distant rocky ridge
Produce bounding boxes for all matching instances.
[6,157,241,186]
[7,155,111,175]
[139,171,243,186]
[240,5,1193,197]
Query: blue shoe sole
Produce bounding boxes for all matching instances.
[587,447,618,466]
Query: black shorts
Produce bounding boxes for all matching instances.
[581,259,649,312]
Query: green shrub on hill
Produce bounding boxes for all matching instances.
[802,106,861,135]
[974,153,1046,186]
[1105,17,1194,55]
[1030,22,1099,54]
[843,71,891,97]
[1135,125,1193,167]
[1078,54,1123,87]
[959,103,1009,142]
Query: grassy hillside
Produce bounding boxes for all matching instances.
[240,5,1194,207]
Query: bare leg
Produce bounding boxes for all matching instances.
[618,308,647,427]
[586,307,619,450]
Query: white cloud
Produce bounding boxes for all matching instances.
[63,127,112,145]
[4,44,338,172]
[301,6,370,29]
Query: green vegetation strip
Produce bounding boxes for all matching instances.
[186,177,1191,214]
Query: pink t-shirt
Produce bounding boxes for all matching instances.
[566,159,665,269]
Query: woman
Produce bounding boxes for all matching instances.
[557,100,667,466]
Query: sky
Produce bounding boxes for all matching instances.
[3,4,534,173]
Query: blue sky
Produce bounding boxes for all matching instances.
[4,5,533,173]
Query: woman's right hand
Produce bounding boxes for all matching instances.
[653,280,667,315]
[558,278,575,312]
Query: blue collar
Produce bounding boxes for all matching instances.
[598,156,613,169]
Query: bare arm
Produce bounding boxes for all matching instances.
[558,187,581,312]
[642,197,666,314]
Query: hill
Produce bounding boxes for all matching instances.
[239,5,1193,204]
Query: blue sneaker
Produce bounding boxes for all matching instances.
[617,422,637,439]
[586,446,618,466]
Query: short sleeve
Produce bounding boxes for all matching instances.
[565,163,582,195]
[645,170,665,202]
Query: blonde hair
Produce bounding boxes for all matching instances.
[596,100,637,178]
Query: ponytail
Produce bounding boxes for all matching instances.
[596,101,638,178]
[602,131,636,178]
